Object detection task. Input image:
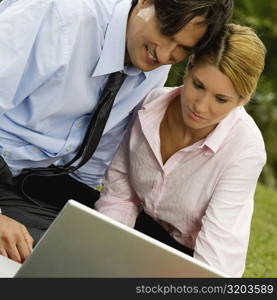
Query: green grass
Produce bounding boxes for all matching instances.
[243,183,277,277]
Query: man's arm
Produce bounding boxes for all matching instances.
[0,0,65,261]
[0,0,65,116]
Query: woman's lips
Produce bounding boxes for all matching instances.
[187,107,205,121]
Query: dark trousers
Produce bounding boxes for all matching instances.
[0,156,100,245]
[0,156,193,256]
[135,211,194,257]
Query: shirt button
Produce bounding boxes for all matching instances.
[76,122,83,129]
[33,147,40,152]
[65,145,73,152]
[95,185,103,192]
[2,151,9,157]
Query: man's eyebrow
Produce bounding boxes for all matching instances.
[172,35,194,51]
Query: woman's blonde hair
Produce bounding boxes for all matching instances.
[187,23,266,98]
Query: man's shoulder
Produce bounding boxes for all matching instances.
[1,0,118,19]
[51,0,118,23]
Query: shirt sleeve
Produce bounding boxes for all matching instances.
[194,147,266,277]
[95,123,141,227]
[0,0,65,116]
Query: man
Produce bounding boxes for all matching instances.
[0,0,233,262]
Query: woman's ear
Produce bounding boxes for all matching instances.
[239,95,251,106]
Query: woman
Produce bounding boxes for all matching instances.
[95,24,266,277]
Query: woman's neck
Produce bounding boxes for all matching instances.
[165,95,212,147]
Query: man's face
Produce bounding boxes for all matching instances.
[125,0,208,72]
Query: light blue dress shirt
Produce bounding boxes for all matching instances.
[0,0,170,188]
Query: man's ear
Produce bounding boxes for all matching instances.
[137,0,153,9]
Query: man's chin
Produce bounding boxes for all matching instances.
[134,61,160,72]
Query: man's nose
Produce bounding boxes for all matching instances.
[156,41,178,65]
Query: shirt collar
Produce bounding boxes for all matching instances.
[139,85,243,154]
[140,86,181,112]
[91,0,147,79]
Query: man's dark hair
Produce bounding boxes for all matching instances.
[130,0,234,52]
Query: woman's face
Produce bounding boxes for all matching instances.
[180,64,247,135]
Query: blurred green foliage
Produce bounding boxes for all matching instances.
[166,0,277,188]
[244,183,277,277]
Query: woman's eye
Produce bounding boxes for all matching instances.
[193,80,203,89]
[216,97,227,103]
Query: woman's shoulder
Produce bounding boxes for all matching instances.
[224,107,266,158]
[236,108,264,145]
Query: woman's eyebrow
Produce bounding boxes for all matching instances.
[192,74,235,100]
[192,74,204,86]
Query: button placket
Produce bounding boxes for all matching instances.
[2,151,9,157]
[152,171,166,217]
[33,147,40,153]
[75,122,83,129]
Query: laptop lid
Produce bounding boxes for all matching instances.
[15,200,228,278]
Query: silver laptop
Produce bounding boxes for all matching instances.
[0,255,21,278]
[6,200,227,278]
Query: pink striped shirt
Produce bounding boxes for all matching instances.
[95,87,266,277]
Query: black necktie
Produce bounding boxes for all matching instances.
[21,71,127,176]
[63,71,127,172]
